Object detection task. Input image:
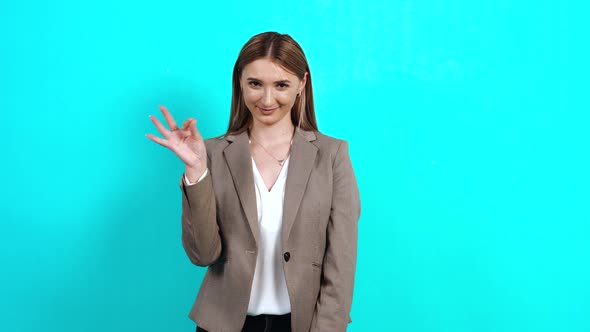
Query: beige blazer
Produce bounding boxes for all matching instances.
[179,128,361,332]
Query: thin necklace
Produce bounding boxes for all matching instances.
[249,130,294,166]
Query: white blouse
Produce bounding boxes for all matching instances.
[247,156,291,315]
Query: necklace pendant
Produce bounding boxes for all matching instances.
[278,160,285,166]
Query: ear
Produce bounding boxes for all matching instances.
[298,72,308,93]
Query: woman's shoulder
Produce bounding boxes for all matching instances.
[311,130,349,151]
[203,135,230,153]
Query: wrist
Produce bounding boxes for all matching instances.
[185,165,206,183]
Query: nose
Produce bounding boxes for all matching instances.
[261,88,274,107]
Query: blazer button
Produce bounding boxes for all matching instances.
[283,252,291,262]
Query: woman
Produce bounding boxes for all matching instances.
[147,32,360,332]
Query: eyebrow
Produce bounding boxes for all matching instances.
[246,77,291,84]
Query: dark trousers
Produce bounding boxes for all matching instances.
[197,313,292,332]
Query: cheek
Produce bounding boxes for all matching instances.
[276,91,297,105]
[242,90,261,104]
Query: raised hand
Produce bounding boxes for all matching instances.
[147,105,207,179]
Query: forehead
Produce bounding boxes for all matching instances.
[241,58,297,81]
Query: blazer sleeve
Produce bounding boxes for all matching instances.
[179,167,222,267]
[310,140,361,331]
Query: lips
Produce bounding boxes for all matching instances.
[258,106,278,115]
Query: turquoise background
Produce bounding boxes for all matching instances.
[1,1,588,331]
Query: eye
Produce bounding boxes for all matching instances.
[248,81,261,87]
[277,83,289,89]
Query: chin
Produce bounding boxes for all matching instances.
[256,116,280,127]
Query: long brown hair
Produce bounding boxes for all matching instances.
[226,32,318,135]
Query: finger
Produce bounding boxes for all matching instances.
[181,119,189,130]
[146,133,170,148]
[189,118,203,141]
[149,115,172,138]
[159,105,179,130]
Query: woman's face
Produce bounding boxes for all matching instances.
[240,58,306,128]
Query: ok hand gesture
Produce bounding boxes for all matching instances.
[146,105,207,179]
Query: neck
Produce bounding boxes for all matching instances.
[249,119,295,144]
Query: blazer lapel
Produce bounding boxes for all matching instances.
[282,128,318,244]
[223,131,260,245]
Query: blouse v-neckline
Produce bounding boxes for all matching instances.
[251,157,290,193]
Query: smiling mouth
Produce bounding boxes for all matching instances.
[258,106,278,114]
